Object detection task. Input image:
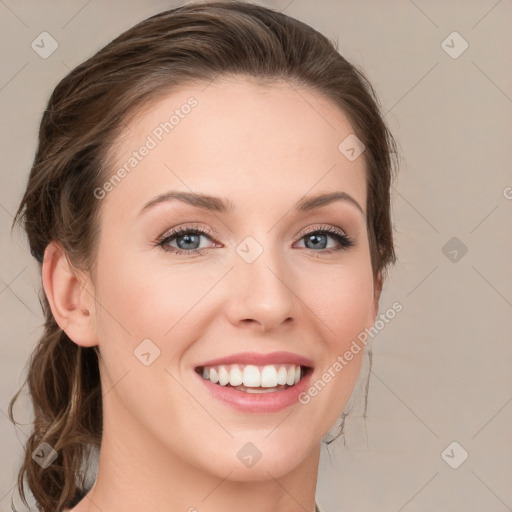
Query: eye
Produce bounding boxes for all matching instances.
[157,225,218,255]
[294,225,354,256]
[156,224,354,256]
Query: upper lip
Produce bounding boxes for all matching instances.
[195,351,314,368]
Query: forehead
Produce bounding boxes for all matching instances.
[104,77,367,217]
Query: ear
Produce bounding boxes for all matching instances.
[42,241,97,347]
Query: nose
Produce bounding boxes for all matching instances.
[224,239,297,333]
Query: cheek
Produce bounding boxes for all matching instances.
[299,260,375,345]
[92,254,203,414]
[92,251,223,389]
[297,266,373,429]
[95,250,209,338]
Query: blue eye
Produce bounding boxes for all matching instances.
[158,227,217,255]
[296,227,354,253]
[157,225,354,256]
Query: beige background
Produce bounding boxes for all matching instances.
[1,1,511,510]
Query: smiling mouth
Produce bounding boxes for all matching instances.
[194,363,313,392]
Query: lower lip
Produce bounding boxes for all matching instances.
[195,368,313,413]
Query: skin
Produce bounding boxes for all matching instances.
[44,77,381,512]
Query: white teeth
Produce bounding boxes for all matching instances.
[260,365,278,387]
[199,363,304,388]
[241,387,281,394]
[286,366,296,386]
[209,367,219,384]
[277,366,288,385]
[228,364,243,386]
[218,366,230,386]
[243,365,260,387]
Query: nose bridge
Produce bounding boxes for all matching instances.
[228,229,296,330]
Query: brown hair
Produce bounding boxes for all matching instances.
[8,2,397,510]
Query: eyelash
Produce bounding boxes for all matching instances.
[156,224,354,257]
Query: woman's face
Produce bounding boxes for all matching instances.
[90,78,377,480]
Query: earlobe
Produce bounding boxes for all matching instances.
[42,241,97,347]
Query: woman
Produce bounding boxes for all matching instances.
[9,2,397,511]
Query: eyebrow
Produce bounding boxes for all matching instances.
[138,190,365,218]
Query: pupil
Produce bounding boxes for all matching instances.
[179,233,199,249]
[307,233,326,249]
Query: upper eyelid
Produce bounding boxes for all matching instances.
[296,224,348,237]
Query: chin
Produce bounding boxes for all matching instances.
[195,436,314,482]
